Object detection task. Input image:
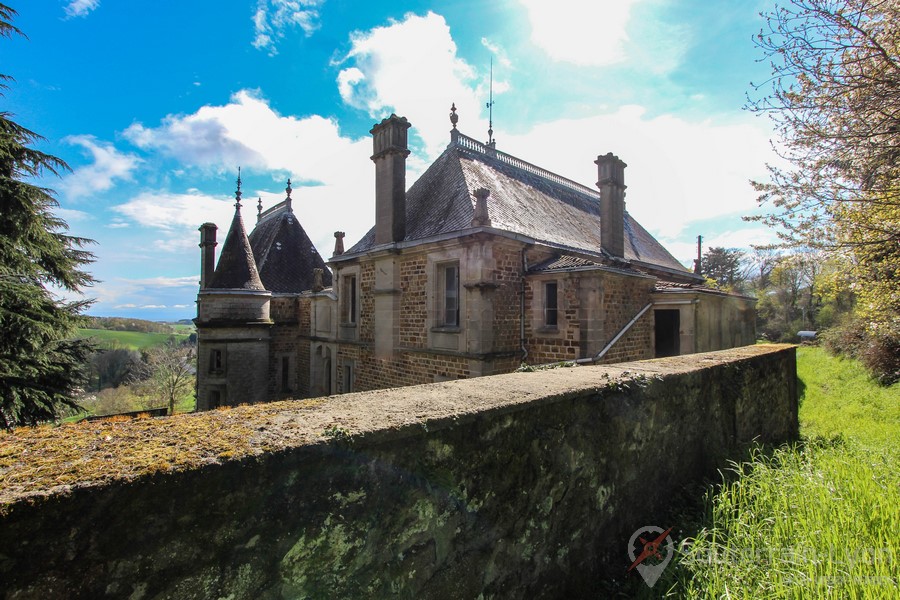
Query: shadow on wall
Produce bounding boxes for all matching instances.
[0,345,798,598]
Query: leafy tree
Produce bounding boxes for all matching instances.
[701,247,747,291]
[0,5,96,428]
[139,343,195,416]
[748,0,899,378]
[88,347,142,391]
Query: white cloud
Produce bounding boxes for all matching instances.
[54,207,92,222]
[519,0,638,66]
[481,38,512,69]
[517,0,688,73]
[336,12,485,159]
[497,105,774,240]
[64,0,99,18]
[60,136,140,200]
[120,92,374,252]
[252,0,325,55]
[114,191,231,231]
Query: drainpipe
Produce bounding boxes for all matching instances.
[575,302,653,365]
[520,248,528,363]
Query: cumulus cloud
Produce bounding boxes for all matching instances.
[114,191,234,233]
[64,0,99,18]
[252,0,325,55]
[336,12,487,158]
[120,91,374,252]
[60,136,140,200]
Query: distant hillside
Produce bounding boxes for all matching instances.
[76,329,192,351]
[86,317,185,334]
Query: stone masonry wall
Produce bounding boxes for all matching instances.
[0,346,798,599]
[596,274,655,365]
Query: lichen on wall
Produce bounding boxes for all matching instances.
[0,345,798,599]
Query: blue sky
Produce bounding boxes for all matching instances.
[8,0,779,321]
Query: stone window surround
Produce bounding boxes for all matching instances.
[437,261,460,329]
[530,274,567,338]
[427,248,466,351]
[208,346,225,375]
[338,265,360,341]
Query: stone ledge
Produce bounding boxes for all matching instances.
[0,344,794,509]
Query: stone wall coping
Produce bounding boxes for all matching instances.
[0,344,795,510]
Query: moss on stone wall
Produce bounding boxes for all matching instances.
[0,345,797,598]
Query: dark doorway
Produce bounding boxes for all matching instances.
[655,309,680,358]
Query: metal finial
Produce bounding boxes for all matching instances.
[450,103,458,130]
[285,178,292,199]
[234,167,243,209]
[486,57,495,146]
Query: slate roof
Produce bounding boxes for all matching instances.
[345,133,694,278]
[248,200,332,293]
[529,255,604,272]
[207,208,265,291]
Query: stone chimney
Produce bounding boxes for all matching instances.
[333,231,345,256]
[595,153,627,258]
[472,188,491,227]
[198,222,218,289]
[371,114,411,245]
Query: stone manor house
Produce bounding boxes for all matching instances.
[194,111,756,409]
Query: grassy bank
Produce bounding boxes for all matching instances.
[670,347,899,598]
[621,346,899,598]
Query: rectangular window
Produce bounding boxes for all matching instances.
[544,281,558,327]
[209,349,223,374]
[342,274,357,324]
[342,362,354,393]
[281,356,290,392]
[440,263,459,327]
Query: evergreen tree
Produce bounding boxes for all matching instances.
[0,4,96,428]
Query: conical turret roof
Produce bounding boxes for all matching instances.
[207,181,265,291]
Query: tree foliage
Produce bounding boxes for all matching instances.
[139,343,195,416]
[701,247,747,291]
[0,5,96,428]
[748,0,900,247]
[748,0,900,374]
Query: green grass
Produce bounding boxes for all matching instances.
[618,346,899,598]
[76,328,190,350]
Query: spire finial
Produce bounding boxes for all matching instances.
[486,57,495,147]
[257,197,263,222]
[286,178,292,199]
[450,102,458,130]
[234,167,243,210]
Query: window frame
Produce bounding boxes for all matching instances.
[544,281,559,328]
[341,273,358,326]
[438,261,460,328]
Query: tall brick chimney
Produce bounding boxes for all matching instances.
[595,153,627,258]
[370,114,411,245]
[198,222,218,289]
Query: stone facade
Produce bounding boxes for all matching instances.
[195,113,757,406]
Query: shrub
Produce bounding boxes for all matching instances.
[821,318,900,384]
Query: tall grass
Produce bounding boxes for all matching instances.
[634,347,900,598]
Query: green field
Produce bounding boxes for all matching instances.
[76,328,191,350]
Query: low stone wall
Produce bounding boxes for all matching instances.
[0,345,797,599]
